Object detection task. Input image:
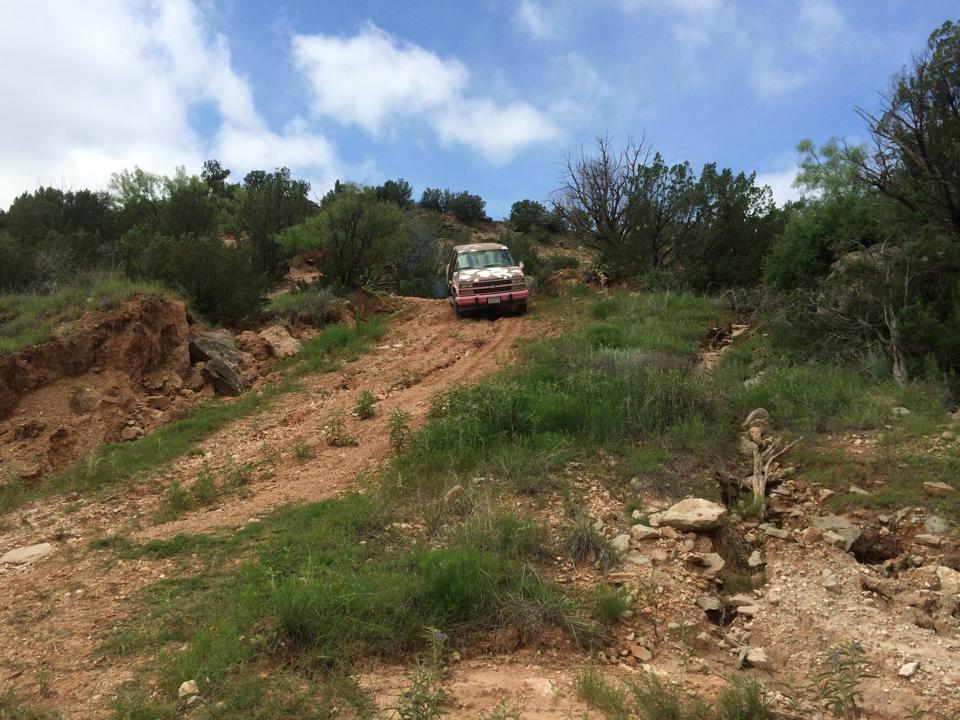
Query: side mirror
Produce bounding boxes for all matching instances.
[519,260,525,272]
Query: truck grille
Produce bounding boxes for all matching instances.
[461,278,525,295]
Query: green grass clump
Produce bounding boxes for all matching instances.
[576,666,632,720]
[716,677,771,720]
[264,285,348,328]
[0,272,171,355]
[592,584,632,625]
[563,516,618,572]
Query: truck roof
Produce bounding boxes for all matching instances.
[452,242,508,252]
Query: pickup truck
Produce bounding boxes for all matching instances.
[445,242,529,318]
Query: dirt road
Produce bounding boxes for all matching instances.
[0,299,551,717]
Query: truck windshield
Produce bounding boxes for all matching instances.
[456,249,514,270]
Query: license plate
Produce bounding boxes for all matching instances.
[486,296,501,304]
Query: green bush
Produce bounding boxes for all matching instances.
[509,199,547,232]
[265,285,347,327]
[592,584,631,624]
[279,187,406,289]
[375,178,414,207]
[446,191,486,224]
[419,547,500,624]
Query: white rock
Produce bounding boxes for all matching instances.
[936,566,960,597]
[611,534,631,554]
[899,661,919,678]
[178,680,200,699]
[258,325,302,358]
[746,647,772,670]
[747,550,764,568]
[523,678,556,698]
[660,498,727,532]
[630,524,661,541]
[0,543,53,565]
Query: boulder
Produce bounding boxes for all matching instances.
[811,515,862,551]
[936,566,960,597]
[738,437,759,458]
[822,569,841,593]
[182,366,206,392]
[745,647,772,670]
[1,542,53,564]
[661,498,727,532]
[234,331,271,361]
[915,533,943,548]
[188,331,243,366]
[923,481,956,497]
[747,550,764,568]
[120,425,143,442]
[258,325,302,359]
[630,524,661,541]
[925,514,950,534]
[201,357,245,396]
[610,534,631,555]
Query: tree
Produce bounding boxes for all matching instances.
[395,218,442,297]
[445,191,486,223]
[279,187,406,288]
[375,178,414,207]
[854,20,960,232]
[677,164,783,289]
[238,167,314,281]
[420,187,444,211]
[554,135,650,267]
[509,199,547,232]
[623,153,697,272]
[201,160,232,196]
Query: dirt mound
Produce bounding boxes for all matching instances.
[0,295,194,480]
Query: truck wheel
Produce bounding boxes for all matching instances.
[515,302,528,316]
[454,304,463,319]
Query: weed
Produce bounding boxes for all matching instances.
[735,492,766,520]
[626,671,710,720]
[476,699,523,720]
[326,410,359,447]
[0,684,61,719]
[221,458,254,488]
[355,389,377,420]
[812,641,874,719]
[391,664,446,720]
[592,584,632,625]
[389,408,412,450]
[155,480,191,522]
[716,677,771,720]
[292,438,314,460]
[259,442,280,466]
[563,516,618,572]
[191,463,218,506]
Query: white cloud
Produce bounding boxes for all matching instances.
[796,0,846,56]
[515,0,558,41]
[292,23,560,163]
[615,0,724,48]
[292,24,468,134]
[0,0,339,208]
[750,46,810,100]
[756,166,801,206]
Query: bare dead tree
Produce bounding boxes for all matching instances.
[552,134,652,260]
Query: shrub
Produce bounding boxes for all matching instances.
[395,219,443,298]
[716,678,771,720]
[355,390,376,419]
[191,464,218,505]
[279,187,407,289]
[389,409,412,450]
[265,285,347,327]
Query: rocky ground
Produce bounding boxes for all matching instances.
[0,298,958,719]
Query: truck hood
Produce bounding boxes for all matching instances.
[455,266,524,282]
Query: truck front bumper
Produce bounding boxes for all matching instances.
[453,289,529,307]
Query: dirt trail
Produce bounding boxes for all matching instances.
[0,298,551,718]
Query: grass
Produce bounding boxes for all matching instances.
[94,493,594,717]
[564,516,619,572]
[577,666,771,720]
[264,284,348,328]
[355,389,376,419]
[386,291,732,501]
[592,583,632,624]
[0,272,171,355]
[0,316,386,513]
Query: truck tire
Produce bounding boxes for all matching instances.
[515,302,528,316]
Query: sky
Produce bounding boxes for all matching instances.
[0,1,955,218]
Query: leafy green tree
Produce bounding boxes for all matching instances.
[201,159,232,196]
[509,199,547,232]
[375,178,414,207]
[279,187,406,288]
[677,164,783,289]
[420,187,444,211]
[445,191,486,223]
[238,167,314,281]
[395,218,443,297]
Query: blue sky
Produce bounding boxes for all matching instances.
[1,1,955,217]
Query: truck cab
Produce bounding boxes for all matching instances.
[446,243,529,317]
